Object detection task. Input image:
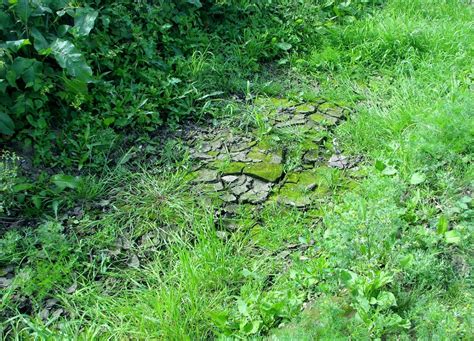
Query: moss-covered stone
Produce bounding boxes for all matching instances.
[221,162,246,175]
[230,140,257,152]
[309,113,338,126]
[210,161,246,175]
[319,102,346,118]
[192,169,219,183]
[255,138,274,151]
[301,138,320,151]
[277,183,312,208]
[244,163,283,182]
[247,149,267,162]
[277,170,329,207]
[285,172,300,183]
[298,171,322,188]
[303,149,319,163]
[200,181,224,192]
[295,103,316,114]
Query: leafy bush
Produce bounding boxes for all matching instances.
[1,0,377,169]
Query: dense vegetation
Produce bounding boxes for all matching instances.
[1,0,473,339]
[1,0,375,218]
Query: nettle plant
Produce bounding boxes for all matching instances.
[0,0,97,137]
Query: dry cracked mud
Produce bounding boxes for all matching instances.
[184,97,357,209]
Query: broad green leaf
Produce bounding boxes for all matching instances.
[31,28,49,51]
[11,57,42,86]
[400,254,414,269]
[436,215,448,234]
[14,0,30,23]
[0,9,13,30]
[0,39,30,52]
[187,0,202,8]
[12,183,34,192]
[237,298,249,317]
[375,159,386,171]
[340,269,357,285]
[0,80,6,93]
[445,230,461,244]
[32,195,42,209]
[49,39,92,81]
[377,291,397,309]
[11,57,35,75]
[57,25,71,37]
[382,166,397,176]
[6,70,17,87]
[63,77,88,95]
[410,172,425,185]
[241,320,261,335]
[74,7,99,36]
[277,42,292,51]
[51,174,81,190]
[0,112,15,135]
[103,117,115,126]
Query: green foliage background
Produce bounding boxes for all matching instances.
[1,0,376,168]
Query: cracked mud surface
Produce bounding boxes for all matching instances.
[183,98,356,208]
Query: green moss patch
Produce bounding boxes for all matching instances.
[244,163,283,182]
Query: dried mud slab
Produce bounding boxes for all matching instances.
[185,98,354,209]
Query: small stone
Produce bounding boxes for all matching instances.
[207,150,219,157]
[325,107,345,118]
[201,181,224,192]
[293,114,306,120]
[275,118,307,128]
[128,255,140,268]
[222,175,239,184]
[40,308,50,321]
[244,163,283,182]
[220,193,237,203]
[230,140,256,152]
[303,149,319,163]
[51,308,64,319]
[319,102,346,118]
[309,113,338,126]
[0,277,12,288]
[277,185,312,208]
[216,231,228,240]
[193,169,219,183]
[275,113,291,122]
[247,149,266,162]
[231,151,251,162]
[295,104,316,114]
[285,172,300,183]
[231,183,251,196]
[270,153,282,164]
[45,298,58,308]
[66,282,77,294]
[223,204,239,214]
[200,142,212,153]
[234,175,248,186]
[240,189,270,204]
[252,179,273,193]
[192,152,214,160]
[328,154,349,169]
[210,139,223,150]
[220,162,246,175]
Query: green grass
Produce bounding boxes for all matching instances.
[1,0,473,339]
